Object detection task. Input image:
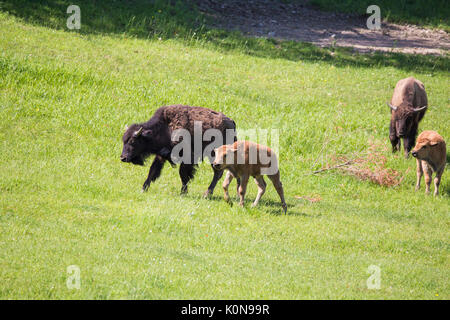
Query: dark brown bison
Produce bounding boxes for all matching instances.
[388,77,428,158]
[121,105,237,196]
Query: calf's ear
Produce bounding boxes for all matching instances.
[430,140,440,146]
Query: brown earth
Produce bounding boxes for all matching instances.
[195,0,449,55]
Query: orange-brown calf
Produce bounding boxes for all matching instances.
[411,130,446,196]
[212,141,287,214]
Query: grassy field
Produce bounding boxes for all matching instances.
[0,1,449,299]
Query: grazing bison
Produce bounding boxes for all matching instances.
[212,141,287,214]
[121,105,237,196]
[388,77,428,158]
[412,131,446,196]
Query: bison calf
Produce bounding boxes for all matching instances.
[411,130,446,196]
[212,141,287,214]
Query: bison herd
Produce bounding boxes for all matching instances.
[121,77,446,213]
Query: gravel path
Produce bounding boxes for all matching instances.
[195,0,449,55]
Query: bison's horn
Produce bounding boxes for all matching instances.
[134,127,143,136]
[387,102,397,111]
[413,106,427,112]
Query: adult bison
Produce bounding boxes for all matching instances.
[387,77,428,158]
[120,105,237,196]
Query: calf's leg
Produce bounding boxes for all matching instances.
[252,175,266,207]
[423,162,432,195]
[238,174,249,207]
[179,163,196,194]
[434,167,444,196]
[268,171,287,214]
[415,159,423,191]
[142,156,166,191]
[222,171,234,203]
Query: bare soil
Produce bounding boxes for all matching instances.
[195,0,449,55]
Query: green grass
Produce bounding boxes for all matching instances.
[310,0,450,31]
[0,1,449,299]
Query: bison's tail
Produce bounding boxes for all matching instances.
[232,120,237,142]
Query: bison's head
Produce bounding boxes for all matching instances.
[212,144,237,170]
[388,103,427,137]
[120,124,153,166]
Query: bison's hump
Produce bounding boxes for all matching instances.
[161,105,234,134]
[391,77,427,109]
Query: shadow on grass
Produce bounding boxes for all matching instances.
[191,193,311,216]
[1,0,448,73]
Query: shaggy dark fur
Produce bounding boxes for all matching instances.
[388,77,428,158]
[121,105,237,195]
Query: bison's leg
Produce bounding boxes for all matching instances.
[389,120,400,153]
[203,166,224,198]
[252,175,266,208]
[423,162,432,195]
[142,156,166,192]
[434,167,444,196]
[415,159,423,191]
[238,174,249,207]
[222,171,234,203]
[179,163,196,194]
[404,122,419,158]
[236,177,241,198]
[268,172,287,214]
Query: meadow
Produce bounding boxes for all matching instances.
[0,1,449,299]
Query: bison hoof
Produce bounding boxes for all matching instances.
[203,190,212,198]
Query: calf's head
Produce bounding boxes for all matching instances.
[388,103,427,137]
[411,135,440,160]
[212,145,237,170]
[120,124,153,165]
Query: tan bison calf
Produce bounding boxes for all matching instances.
[411,131,446,196]
[212,141,287,214]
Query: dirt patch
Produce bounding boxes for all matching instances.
[195,0,449,55]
